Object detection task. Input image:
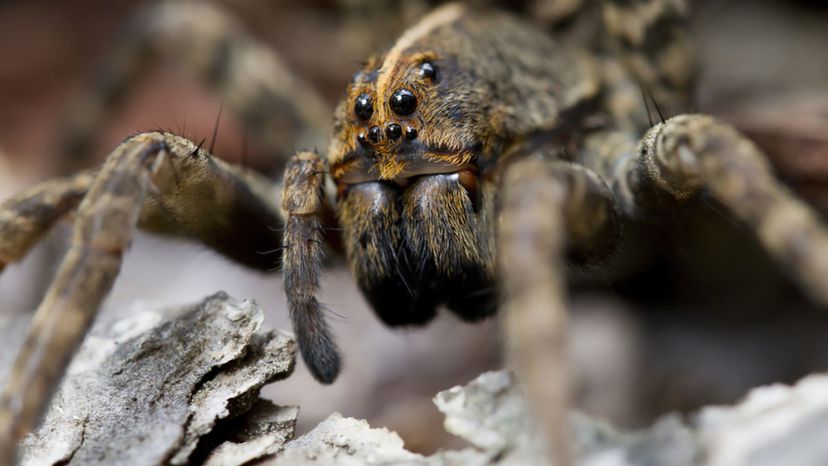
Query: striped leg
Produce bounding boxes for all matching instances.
[498,155,619,465]
[0,132,284,464]
[639,114,828,305]
[582,113,828,306]
[601,0,696,119]
[0,171,96,273]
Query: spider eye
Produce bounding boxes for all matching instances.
[405,126,418,140]
[418,61,437,81]
[390,89,417,116]
[368,126,382,143]
[385,123,402,140]
[354,93,373,120]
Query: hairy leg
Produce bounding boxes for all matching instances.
[600,0,696,118]
[583,113,828,305]
[578,127,657,216]
[639,114,828,305]
[0,171,96,273]
[498,155,619,465]
[0,132,284,463]
[281,152,341,384]
[584,0,696,200]
[57,1,331,174]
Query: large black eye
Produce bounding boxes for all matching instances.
[390,89,417,116]
[354,93,373,120]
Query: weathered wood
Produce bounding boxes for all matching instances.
[4,293,296,466]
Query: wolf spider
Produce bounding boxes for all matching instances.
[2,0,828,463]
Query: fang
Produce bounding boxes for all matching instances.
[456,168,481,213]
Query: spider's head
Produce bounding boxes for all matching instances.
[327,47,500,328]
[329,48,498,185]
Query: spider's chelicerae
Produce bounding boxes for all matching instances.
[2,0,828,463]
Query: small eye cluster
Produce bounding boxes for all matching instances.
[353,61,437,146]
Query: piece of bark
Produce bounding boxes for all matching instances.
[15,292,297,466]
[268,413,430,466]
[695,374,828,466]
[172,330,296,464]
[433,371,698,466]
[10,291,828,466]
[204,400,298,466]
[275,369,828,466]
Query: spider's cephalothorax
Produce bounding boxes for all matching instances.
[327,4,600,329]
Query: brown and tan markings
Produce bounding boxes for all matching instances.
[2,2,828,466]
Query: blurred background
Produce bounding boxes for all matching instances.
[1,0,828,454]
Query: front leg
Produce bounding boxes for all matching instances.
[0,133,285,463]
[0,136,169,463]
[281,152,341,384]
[639,114,828,305]
[498,156,619,465]
[601,0,695,119]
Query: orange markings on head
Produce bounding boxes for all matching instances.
[377,157,407,180]
[328,3,467,182]
[423,150,475,168]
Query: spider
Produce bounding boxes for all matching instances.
[2,0,828,464]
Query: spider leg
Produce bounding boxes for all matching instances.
[57,1,331,174]
[498,156,619,465]
[0,171,96,272]
[0,132,285,463]
[281,152,341,384]
[600,0,696,118]
[633,114,828,305]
